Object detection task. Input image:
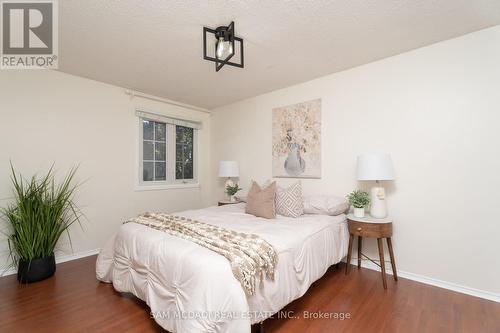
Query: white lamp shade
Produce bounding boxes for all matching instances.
[357,153,395,181]
[218,161,239,178]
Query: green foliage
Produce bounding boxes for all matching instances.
[347,190,370,208]
[225,183,242,196]
[1,164,83,263]
[175,125,194,180]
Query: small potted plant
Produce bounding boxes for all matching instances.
[2,164,82,283]
[347,190,370,218]
[225,183,242,202]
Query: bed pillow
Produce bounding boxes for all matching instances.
[245,181,277,219]
[276,181,304,218]
[235,180,272,203]
[303,194,349,216]
[234,195,247,203]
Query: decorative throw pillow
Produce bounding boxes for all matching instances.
[276,181,304,218]
[234,195,247,203]
[235,180,272,203]
[245,181,277,219]
[303,194,349,216]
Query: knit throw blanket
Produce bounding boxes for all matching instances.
[125,213,278,295]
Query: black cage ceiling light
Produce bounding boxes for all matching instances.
[203,21,244,72]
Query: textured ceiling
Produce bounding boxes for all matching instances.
[58,0,500,109]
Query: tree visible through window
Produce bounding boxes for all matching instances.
[176,126,194,180]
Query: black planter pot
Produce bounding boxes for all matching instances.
[17,254,56,283]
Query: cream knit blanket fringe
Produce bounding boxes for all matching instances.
[125,213,278,295]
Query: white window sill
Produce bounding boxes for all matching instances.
[135,183,200,192]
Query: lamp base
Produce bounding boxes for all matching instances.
[370,186,388,218]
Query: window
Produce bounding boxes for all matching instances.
[137,111,200,188]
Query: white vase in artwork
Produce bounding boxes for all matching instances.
[284,144,306,176]
[353,207,365,218]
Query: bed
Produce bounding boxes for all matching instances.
[96,203,349,333]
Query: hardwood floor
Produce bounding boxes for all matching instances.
[0,255,499,333]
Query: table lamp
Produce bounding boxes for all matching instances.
[357,153,395,218]
[218,160,239,199]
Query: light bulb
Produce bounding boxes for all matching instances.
[216,37,225,59]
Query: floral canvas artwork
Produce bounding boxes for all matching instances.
[272,99,321,178]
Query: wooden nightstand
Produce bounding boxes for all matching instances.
[218,200,242,206]
[345,214,397,289]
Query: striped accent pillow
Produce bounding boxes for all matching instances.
[276,181,304,218]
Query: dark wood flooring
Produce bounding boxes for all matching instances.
[0,255,499,333]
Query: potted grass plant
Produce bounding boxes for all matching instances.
[347,190,370,218]
[1,165,82,283]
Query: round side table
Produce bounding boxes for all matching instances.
[346,214,397,289]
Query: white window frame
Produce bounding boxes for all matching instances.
[136,110,200,191]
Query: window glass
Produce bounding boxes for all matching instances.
[142,120,167,181]
[155,162,166,181]
[143,162,154,181]
[143,141,154,160]
[175,125,194,180]
[155,122,166,142]
[143,120,154,140]
[155,142,166,161]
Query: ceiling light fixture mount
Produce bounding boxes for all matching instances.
[203,21,244,72]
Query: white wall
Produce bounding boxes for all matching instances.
[211,25,500,297]
[0,70,211,271]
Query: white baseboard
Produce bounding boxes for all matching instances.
[1,248,101,278]
[348,258,500,303]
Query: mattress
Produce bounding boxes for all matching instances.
[96,203,348,333]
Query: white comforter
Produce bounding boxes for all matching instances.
[96,203,348,333]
